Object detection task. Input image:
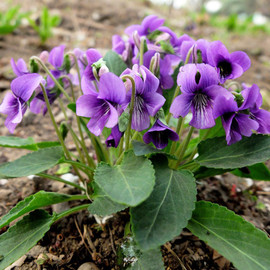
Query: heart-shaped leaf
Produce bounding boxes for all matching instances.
[94,151,155,207]
[131,155,197,250]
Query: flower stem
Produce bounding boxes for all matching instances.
[174,126,195,169]
[166,85,180,124]
[37,173,85,191]
[121,75,136,152]
[61,75,96,168]
[170,116,184,155]
[55,204,90,221]
[31,56,72,102]
[67,52,83,95]
[139,37,145,66]
[40,83,84,182]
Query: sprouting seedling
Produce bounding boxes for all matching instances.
[27,7,61,44]
[0,6,28,35]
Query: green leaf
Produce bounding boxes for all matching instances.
[0,210,55,270]
[196,134,270,169]
[0,136,37,150]
[88,185,126,216]
[94,151,155,207]
[187,201,270,270]
[0,146,64,178]
[67,102,76,113]
[132,140,164,156]
[129,248,164,270]
[132,141,176,159]
[103,50,127,76]
[36,141,61,149]
[194,166,230,179]
[131,155,197,250]
[232,163,270,181]
[0,191,77,229]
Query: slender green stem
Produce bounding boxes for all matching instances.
[166,85,180,124]
[40,83,84,182]
[58,98,86,164]
[31,56,72,102]
[185,46,194,65]
[67,52,83,95]
[174,126,195,169]
[121,75,136,152]
[170,116,183,155]
[64,159,94,172]
[185,128,212,163]
[37,173,85,191]
[115,151,124,165]
[139,37,145,66]
[61,74,96,168]
[55,204,90,221]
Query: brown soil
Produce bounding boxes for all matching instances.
[1,0,270,269]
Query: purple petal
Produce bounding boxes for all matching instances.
[85,49,102,64]
[144,92,165,116]
[170,94,193,118]
[213,96,238,119]
[112,35,126,54]
[48,45,65,68]
[29,97,46,115]
[221,113,241,145]
[76,93,99,118]
[236,114,259,137]
[140,66,159,93]
[81,65,97,94]
[143,119,179,149]
[143,15,165,34]
[230,51,251,72]
[190,101,216,129]
[252,109,270,133]
[132,98,150,131]
[98,72,126,104]
[196,64,219,90]
[204,85,234,101]
[11,58,28,77]
[207,41,230,67]
[177,64,199,93]
[239,84,260,110]
[125,24,140,36]
[11,74,44,102]
[106,125,123,148]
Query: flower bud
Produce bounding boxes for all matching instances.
[39,51,49,63]
[133,30,140,50]
[98,65,109,77]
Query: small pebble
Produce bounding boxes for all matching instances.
[77,262,100,270]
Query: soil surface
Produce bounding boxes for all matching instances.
[1,0,270,269]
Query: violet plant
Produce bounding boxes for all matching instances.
[1,15,270,270]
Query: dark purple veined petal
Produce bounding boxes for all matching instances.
[251,109,270,133]
[144,92,165,116]
[143,119,179,149]
[213,96,238,119]
[236,113,259,137]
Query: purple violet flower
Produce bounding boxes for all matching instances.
[213,86,261,145]
[143,119,179,149]
[125,15,165,37]
[207,41,251,83]
[170,63,233,129]
[122,65,165,131]
[0,74,44,133]
[105,125,123,148]
[76,72,126,136]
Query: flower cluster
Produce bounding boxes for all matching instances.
[1,15,270,148]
